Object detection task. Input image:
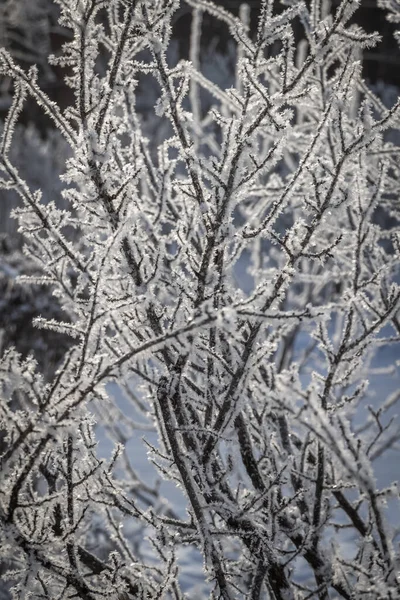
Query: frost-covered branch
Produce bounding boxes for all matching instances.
[1,1,400,598]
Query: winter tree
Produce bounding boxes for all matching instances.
[1,0,400,598]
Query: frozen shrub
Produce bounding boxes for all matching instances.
[0,1,400,598]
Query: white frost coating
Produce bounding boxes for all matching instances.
[0,0,400,599]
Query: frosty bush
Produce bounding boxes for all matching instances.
[1,1,400,598]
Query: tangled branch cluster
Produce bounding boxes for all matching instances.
[1,1,400,598]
